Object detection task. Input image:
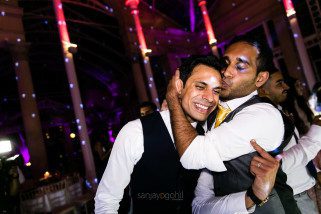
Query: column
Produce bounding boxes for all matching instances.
[125,0,160,108]
[131,55,149,102]
[53,0,97,187]
[10,43,47,178]
[282,0,316,89]
[262,22,280,68]
[198,0,218,56]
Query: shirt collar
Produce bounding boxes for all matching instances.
[163,109,197,128]
[219,91,258,111]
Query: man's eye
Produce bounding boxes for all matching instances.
[236,64,246,71]
[213,90,221,95]
[276,83,282,87]
[196,85,205,90]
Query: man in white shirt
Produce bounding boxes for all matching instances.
[95,56,223,213]
[166,35,300,213]
[259,69,321,213]
[190,68,321,214]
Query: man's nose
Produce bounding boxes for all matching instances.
[283,82,290,90]
[202,90,214,103]
[221,66,233,78]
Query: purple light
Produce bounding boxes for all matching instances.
[189,0,195,32]
[18,132,30,164]
[108,130,115,143]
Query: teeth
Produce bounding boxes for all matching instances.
[196,103,209,110]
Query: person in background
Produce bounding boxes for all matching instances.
[0,144,25,213]
[281,77,314,135]
[139,101,157,117]
[309,82,321,116]
[259,69,321,214]
[91,131,112,180]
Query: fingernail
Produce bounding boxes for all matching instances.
[275,154,283,161]
[250,139,256,143]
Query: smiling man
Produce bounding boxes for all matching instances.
[94,55,223,214]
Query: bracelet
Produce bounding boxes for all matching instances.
[246,186,269,207]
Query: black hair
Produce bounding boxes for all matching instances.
[179,55,223,86]
[282,76,314,134]
[226,34,275,75]
[139,101,157,111]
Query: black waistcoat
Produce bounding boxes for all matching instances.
[208,96,301,214]
[130,112,199,214]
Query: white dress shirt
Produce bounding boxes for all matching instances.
[181,91,284,171]
[191,91,285,214]
[193,100,321,213]
[193,169,254,214]
[282,126,321,194]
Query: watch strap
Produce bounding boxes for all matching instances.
[246,186,269,207]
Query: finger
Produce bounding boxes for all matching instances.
[251,140,279,162]
[250,160,278,176]
[251,156,279,169]
[252,155,277,165]
[250,159,271,171]
[250,163,267,176]
[175,69,180,79]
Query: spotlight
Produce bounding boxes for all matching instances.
[0,140,12,155]
[70,133,76,139]
[142,48,152,57]
[63,41,78,54]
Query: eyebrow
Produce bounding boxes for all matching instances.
[196,81,222,90]
[275,79,284,84]
[236,57,250,65]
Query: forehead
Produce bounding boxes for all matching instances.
[140,106,152,112]
[225,42,259,59]
[270,71,283,82]
[189,64,221,81]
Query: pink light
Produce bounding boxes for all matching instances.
[198,0,217,45]
[282,0,296,17]
[126,0,149,57]
[131,9,139,15]
[53,0,71,45]
[125,0,140,9]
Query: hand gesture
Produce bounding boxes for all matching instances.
[250,140,280,200]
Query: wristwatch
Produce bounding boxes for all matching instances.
[246,186,269,207]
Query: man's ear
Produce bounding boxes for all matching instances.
[176,79,184,95]
[255,71,269,88]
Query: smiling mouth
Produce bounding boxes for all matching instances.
[194,103,212,113]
